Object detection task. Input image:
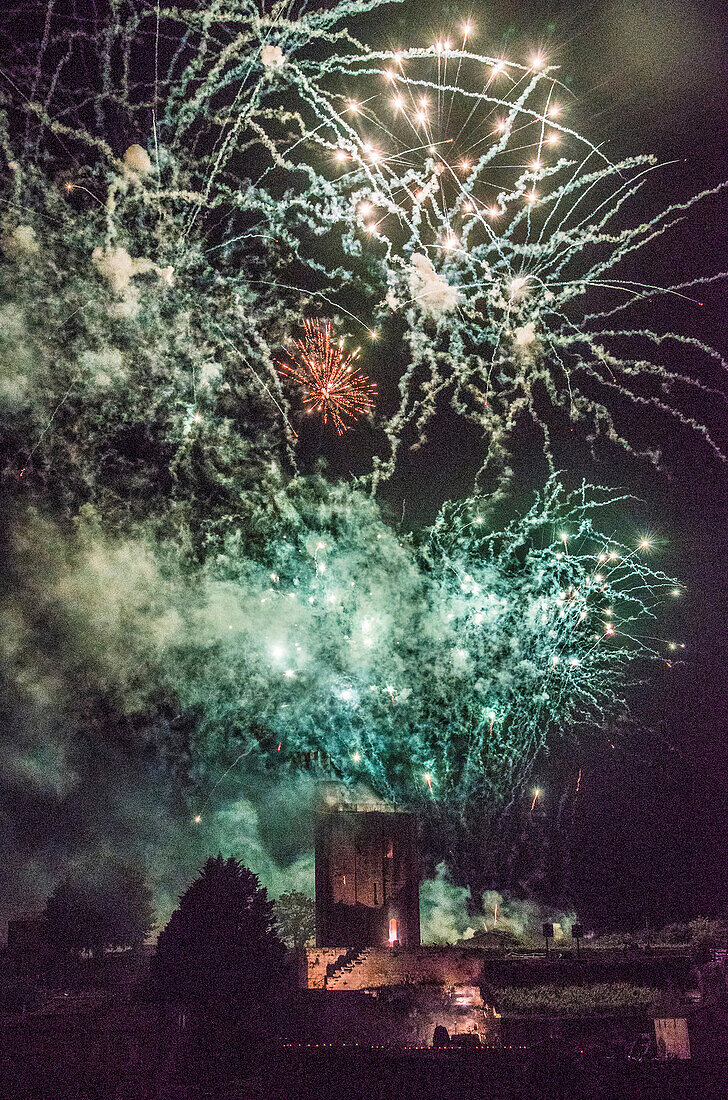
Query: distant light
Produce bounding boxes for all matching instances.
[546,132,559,145]
[352,751,361,763]
[370,329,378,339]
[462,22,473,38]
[526,191,538,203]
[531,54,545,69]
[194,815,201,824]
[639,538,652,550]
[459,160,471,172]
[560,532,569,542]
[671,588,682,597]
[348,100,360,113]
[392,96,404,111]
[334,149,348,162]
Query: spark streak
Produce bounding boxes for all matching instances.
[277,320,376,434]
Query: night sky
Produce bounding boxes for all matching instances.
[299,0,728,926]
[490,0,728,927]
[1,0,726,936]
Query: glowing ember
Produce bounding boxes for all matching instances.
[277,320,376,435]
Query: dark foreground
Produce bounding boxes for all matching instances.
[4,1033,728,1100]
[238,1049,728,1100]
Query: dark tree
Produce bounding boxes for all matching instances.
[274,891,316,949]
[45,862,154,959]
[151,855,287,1021]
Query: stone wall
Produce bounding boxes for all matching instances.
[300,946,693,994]
[300,946,486,991]
[299,947,350,990]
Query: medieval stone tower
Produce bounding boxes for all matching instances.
[314,788,420,949]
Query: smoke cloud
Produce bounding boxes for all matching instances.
[421,864,577,946]
[0,4,684,941]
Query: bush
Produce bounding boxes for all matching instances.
[489,982,661,1016]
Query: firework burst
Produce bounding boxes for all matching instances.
[280,25,728,478]
[0,0,717,898]
[277,319,376,434]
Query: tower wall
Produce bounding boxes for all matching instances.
[315,807,420,948]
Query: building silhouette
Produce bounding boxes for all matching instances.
[314,790,420,949]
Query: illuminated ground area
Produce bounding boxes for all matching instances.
[4,1011,728,1100]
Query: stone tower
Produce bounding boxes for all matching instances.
[315,788,420,949]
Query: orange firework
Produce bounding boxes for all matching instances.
[277,319,376,434]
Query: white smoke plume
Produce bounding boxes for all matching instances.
[420,863,576,946]
[122,144,153,176]
[408,254,459,317]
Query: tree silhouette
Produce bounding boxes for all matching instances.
[45,862,154,959]
[274,891,316,949]
[151,855,287,1020]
